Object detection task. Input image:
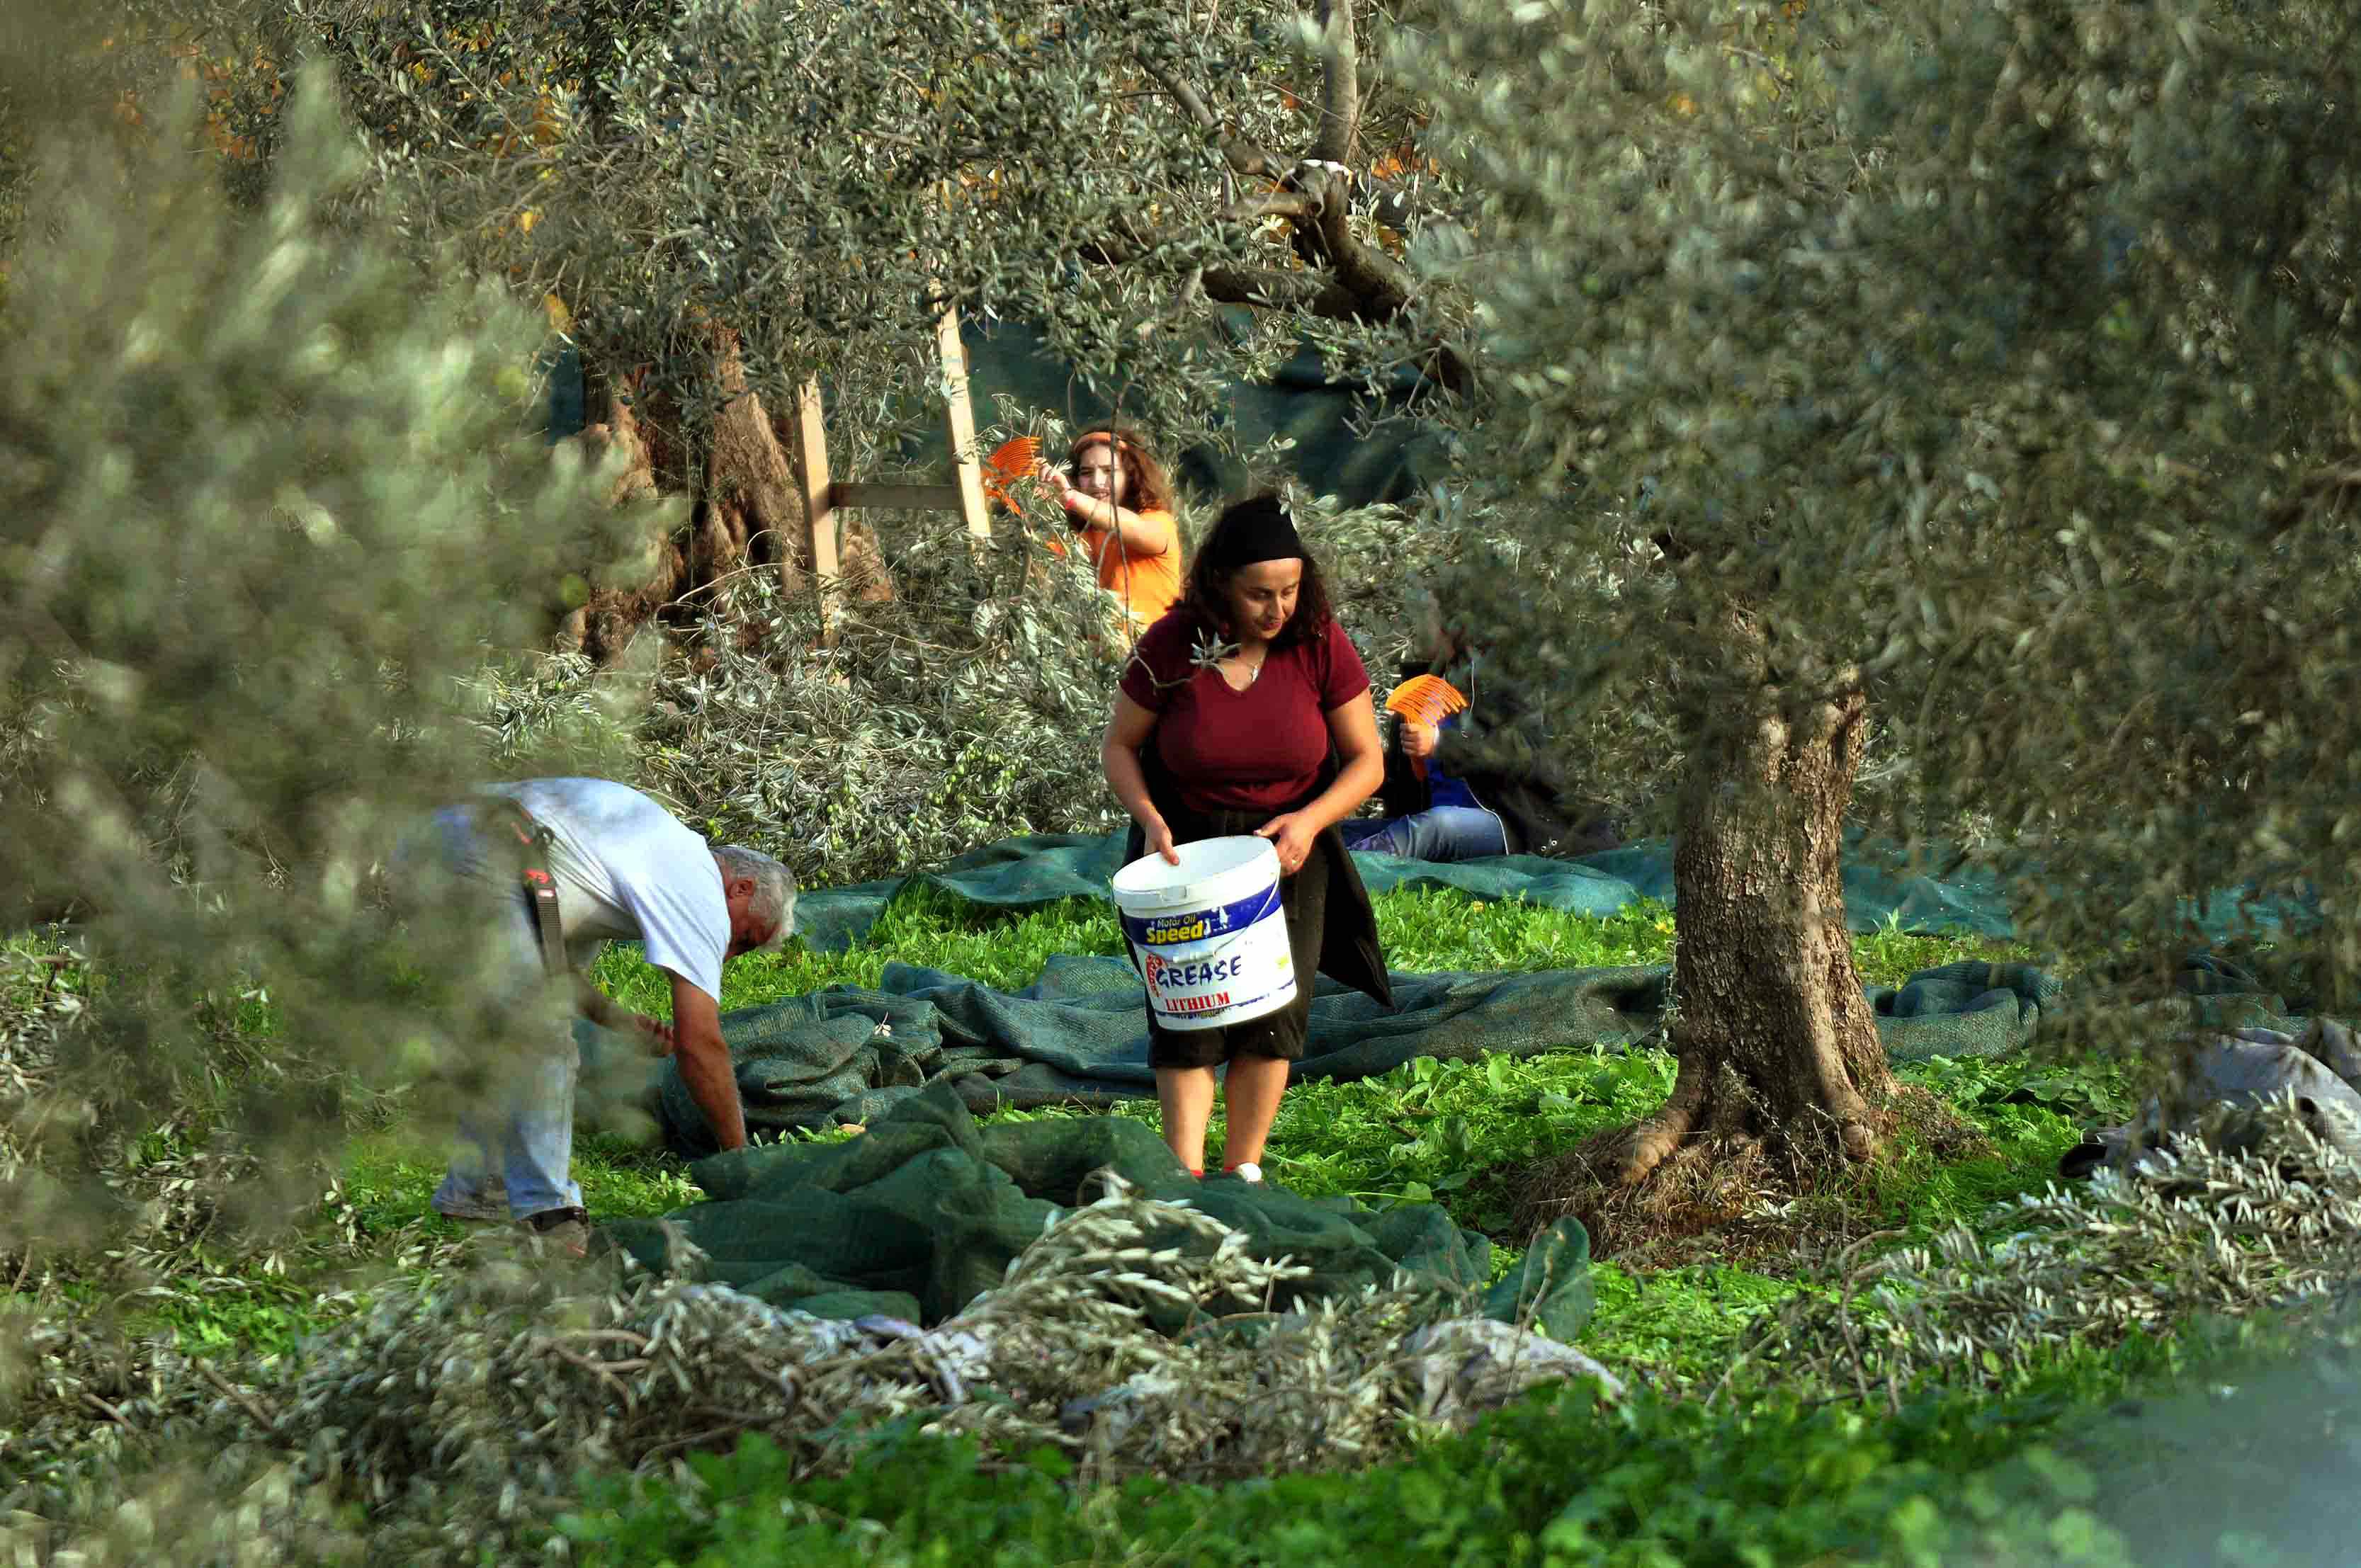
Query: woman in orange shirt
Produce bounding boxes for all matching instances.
[1036,427,1184,630]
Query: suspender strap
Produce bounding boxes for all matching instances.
[475,797,568,977]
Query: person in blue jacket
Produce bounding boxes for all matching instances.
[1340,593,1619,862]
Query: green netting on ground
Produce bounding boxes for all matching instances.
[789,831,2004,953]
[581,955,2063,1159]
[790,829,2322,954]
[790,833,1131,953]
[604,1078,1595,1336]
[577,836,2326,1335]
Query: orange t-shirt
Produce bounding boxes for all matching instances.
[1045,509,1182,627]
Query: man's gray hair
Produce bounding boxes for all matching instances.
[713,843,798,952]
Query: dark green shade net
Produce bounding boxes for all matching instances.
[781,829,2317,958]
[604,1077,1595,1339]
[590,955,2060,1164]
[581,836,2317,1341]
[580,829,2254,1157]
[543,317,1452,511]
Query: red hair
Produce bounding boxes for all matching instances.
[1066,427,1178,516]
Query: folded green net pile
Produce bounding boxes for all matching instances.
[605,1079,1595,1336]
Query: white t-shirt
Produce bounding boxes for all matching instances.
[480,778,730,1003]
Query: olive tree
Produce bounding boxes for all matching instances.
[5,0,1486,885]
[282,0,1473,657]
[1395,0,2361,1186]
[0,56,659,1251]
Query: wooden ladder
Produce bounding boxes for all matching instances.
[786,303,994,642]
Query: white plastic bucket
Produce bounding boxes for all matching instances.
[1110,835,1295,1033]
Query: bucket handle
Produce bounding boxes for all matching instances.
[1119,885,1204,911]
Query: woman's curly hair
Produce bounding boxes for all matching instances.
[1179,493,1335,651]
[1065,427,1178,517]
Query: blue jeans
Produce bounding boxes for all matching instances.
[1339,805,1510,863]
[395,806,584,1222]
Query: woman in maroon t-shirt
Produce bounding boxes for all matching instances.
[1099,494,1392,1181]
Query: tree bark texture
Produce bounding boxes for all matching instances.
[1615,661,1892,1186]
[558,331,894,665]
[560,373,671,662]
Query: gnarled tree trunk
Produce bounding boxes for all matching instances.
[560,373,673,662]
[558,329,895,665]
[1613,661,1891,1189]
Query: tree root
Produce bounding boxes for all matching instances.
[1609,1055,1708,1188]
[1513,1130,1782,1264]
[1508,1077,1964,1269]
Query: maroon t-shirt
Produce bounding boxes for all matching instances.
[1120,611,1372,813]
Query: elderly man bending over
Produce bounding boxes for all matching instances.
[399,777,795,1255]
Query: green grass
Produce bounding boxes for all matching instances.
[305,884,2071,1382]
[11,880,2258,1566]
[582,880,1992,1009]
[339,1127,705,1237]
[116,1274,353,1362]
[1852,909,2053,989]
[15,881,2080,1387]
[552,1319,2285,1568]
[1371,890,1680,972]
[584,885,1133,1013]
[1585,1261,1804,1385]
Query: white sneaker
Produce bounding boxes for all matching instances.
[1225,1162,1264,1184]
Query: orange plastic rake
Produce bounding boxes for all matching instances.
[1384,673,1468,729]
[983,436,1042,510]
[1383,674,1468,781]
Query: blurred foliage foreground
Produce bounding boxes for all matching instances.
[7,7,2361,1564]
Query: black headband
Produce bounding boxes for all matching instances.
[1205,494,1304,572]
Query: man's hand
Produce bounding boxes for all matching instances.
[572,980,679,1057]
[1402,720,1441,761]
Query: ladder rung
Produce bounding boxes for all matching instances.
[830,482,968,512]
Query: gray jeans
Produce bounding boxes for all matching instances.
[395,805,583,1221]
